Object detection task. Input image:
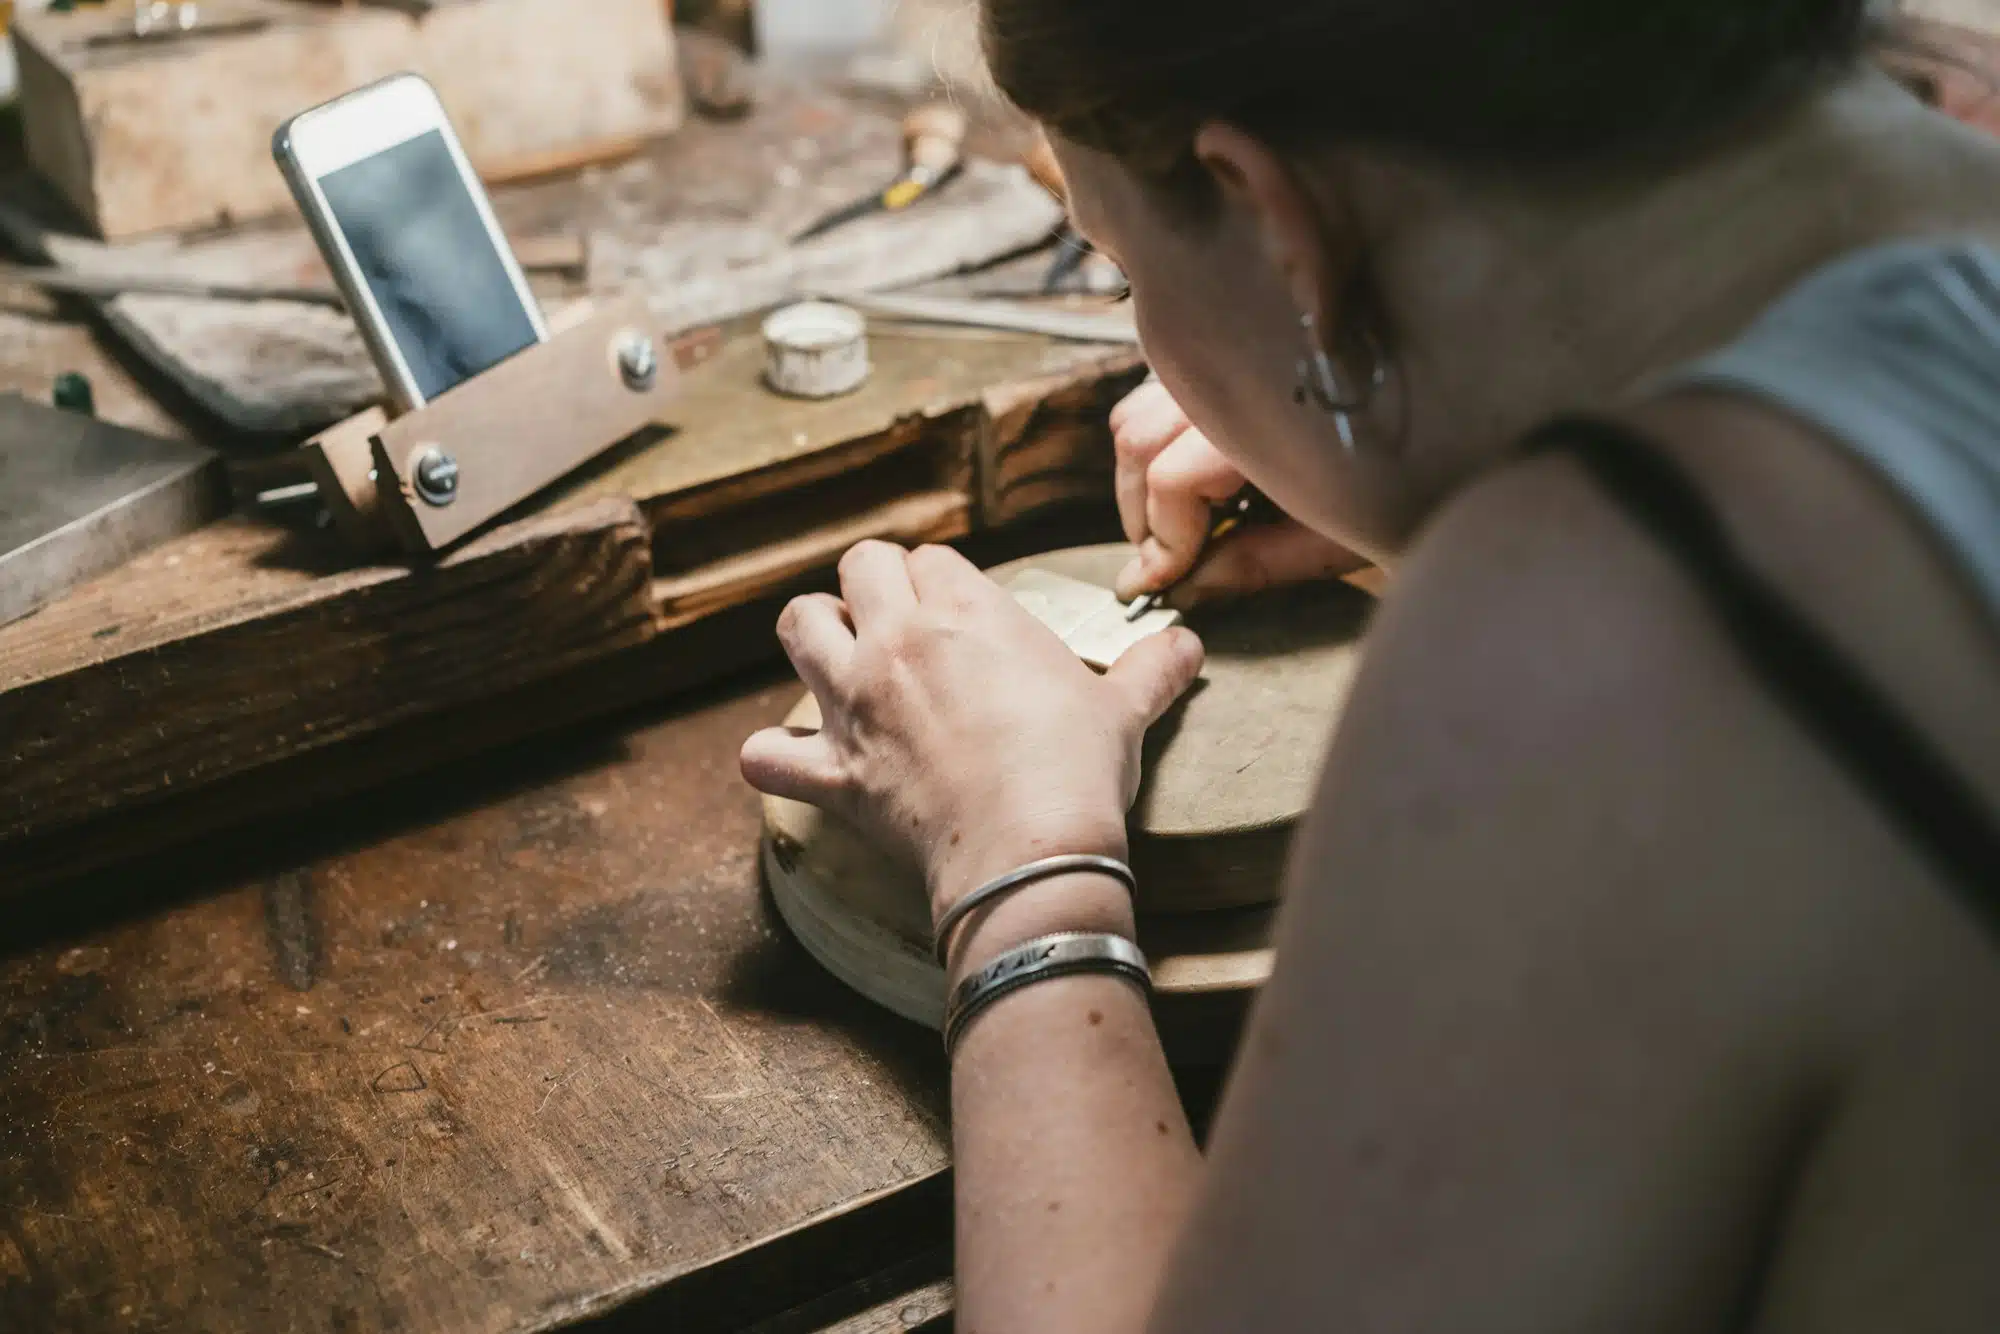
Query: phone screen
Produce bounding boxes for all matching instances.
[318,129,539,401]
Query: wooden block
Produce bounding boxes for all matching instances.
[978,350,1149,525]
[0,499,659,850]
[757,543,1378,1043]
[13,0,685,239]
[0,330,1140,885]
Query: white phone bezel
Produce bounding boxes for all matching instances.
[273,73,548,412]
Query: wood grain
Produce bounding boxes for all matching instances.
[976,351,1148,525]
[0,498,658,844]
[0,353,1135,899]
[815,1279,954,1334]
[13,0,685,239]
[750,541,1379,1040]
[0,678,955,1334]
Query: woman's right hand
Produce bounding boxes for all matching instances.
[1110,379,1370,607]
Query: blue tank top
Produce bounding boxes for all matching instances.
[1524,237,2000,939]
[1666,237,2000,622]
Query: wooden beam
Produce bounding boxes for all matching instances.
[0,334,1140,891]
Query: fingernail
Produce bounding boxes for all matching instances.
[1115,558,1144,595]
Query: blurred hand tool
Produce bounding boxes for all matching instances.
[793,103,969,244]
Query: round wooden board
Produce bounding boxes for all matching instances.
[760,543,1373,1030]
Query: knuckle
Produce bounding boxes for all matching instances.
[1114,419,1167,463]
[907,544,964,578]
[1147,447,1192,491]
[839,540,892,574]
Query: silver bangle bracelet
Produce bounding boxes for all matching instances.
[932,853,1137,966]
[942,932,1151,1058]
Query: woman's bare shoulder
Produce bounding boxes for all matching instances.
[1149,427,1998,1332]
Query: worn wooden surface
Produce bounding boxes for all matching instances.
[814,1279,953,1334]
[14,0,685,240]
[9,84,1064,437]
[0,676,958,1334]
[0,497,660,844]
[0,324,1139,888]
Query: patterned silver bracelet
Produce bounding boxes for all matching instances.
[931,854,1138,966]
[942,932,1151,1058]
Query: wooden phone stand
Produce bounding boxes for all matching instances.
[301,295,717,556]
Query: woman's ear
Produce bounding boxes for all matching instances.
[1192,123,1340,324]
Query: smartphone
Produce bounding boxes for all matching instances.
[274,74,548,412]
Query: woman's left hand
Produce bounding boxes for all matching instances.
[740,541,1205,921]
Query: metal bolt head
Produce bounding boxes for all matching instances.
[615,332,659,392]
[411,446,460,508]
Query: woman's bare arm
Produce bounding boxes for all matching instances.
[947,867,1202,1334]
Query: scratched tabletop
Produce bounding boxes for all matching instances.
[0,676,955,1333]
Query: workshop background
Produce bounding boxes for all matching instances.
[0,3,1994,1334]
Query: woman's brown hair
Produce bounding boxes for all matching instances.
[986,1,1879,195]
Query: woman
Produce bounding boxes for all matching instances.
[743,2,1999,1329]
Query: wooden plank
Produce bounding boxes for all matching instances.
[0,331,1134,889]
[0,677,955,1334]
[0,506,1122,899]
[13,0,685,239]
[0,498,659,846]
[653,491,971,630]
[816,1280,954,1334]
[976,350,1147,526]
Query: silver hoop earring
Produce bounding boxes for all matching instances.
[1293,312,1388,452]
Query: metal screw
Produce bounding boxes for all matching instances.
[615,332,659,392]
[411,447,460,508]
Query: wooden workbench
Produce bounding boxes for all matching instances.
[0,676,957,1332]
[0,661,1234,1333]
[0,54,1161,1330]
[0,70,1140,896]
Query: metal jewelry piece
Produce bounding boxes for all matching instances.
[1293,311,1389,452]
[942,933,1152,1058]
[932,854,1138,967]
